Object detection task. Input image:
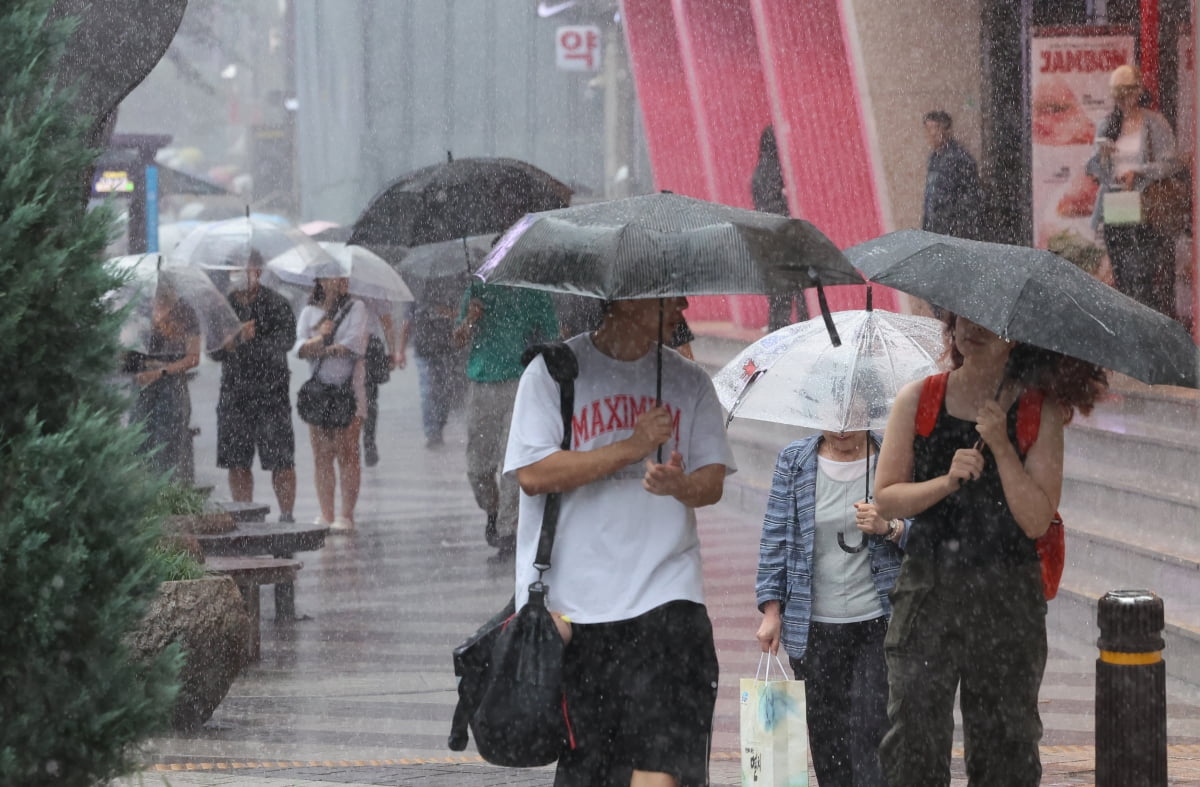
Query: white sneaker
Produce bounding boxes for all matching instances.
[330,516,355,533]
[314,516,330,527]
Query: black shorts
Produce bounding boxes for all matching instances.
[216,395,295,472]
[555,601,718,787]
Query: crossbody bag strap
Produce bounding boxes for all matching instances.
[310,300,355,378]
[521,343,579,573]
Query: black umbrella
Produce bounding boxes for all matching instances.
[847,230,1199,388]
[349,157,573,247]
[395,236,492,294]
[477,192,864,457]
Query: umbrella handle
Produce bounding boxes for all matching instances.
[814,279,841,347]
[838,531,868,553]
[656,299,664,463]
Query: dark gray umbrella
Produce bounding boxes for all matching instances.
[396,236,491,290]
[848,230,1199,388]
[478,192,864,458]
[477,192,861,299]
[349,157,572,247]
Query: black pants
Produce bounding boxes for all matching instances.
[363,378,380,452]
[1104,222,1175,319]
[880,557,1047,787]
[790,618,890,787]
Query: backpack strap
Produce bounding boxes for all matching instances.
[520,342,580,572]
[1016,388,1044,456]
[915,372,950,438]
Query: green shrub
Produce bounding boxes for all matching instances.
[0,1,181,783]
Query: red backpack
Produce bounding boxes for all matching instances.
[914,372,1065,601]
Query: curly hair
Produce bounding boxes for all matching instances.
[942,316,1108,421]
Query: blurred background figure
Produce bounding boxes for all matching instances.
[127,284,201,482]
[921,110,983,240]
[752,125,808,332]
[297,277,369,532]
[210,250,298,522]
[362,300,403,467]
[452,278,558,556]
[1086,64,1182,320]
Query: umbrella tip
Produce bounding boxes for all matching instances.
[866,285,873,312]
[446,150,453,163]
[244,204,250,219]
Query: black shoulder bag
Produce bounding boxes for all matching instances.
[448,342,578,767]
[296,302,357,429]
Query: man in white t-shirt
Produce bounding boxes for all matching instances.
[504,296,736,787]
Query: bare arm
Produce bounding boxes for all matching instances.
[516,407,672,496]
[380,313,404,369]
[875,380,960,520]
[976,399,1063,538]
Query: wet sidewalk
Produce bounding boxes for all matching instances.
[116,349,1200,786]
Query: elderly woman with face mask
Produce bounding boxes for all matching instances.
[297,274,369,531]
[1086,64,1182,318]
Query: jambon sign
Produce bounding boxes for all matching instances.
[1030,30,1135,251]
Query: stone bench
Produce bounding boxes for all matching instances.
[213,500,271,523]
[195,522,328,621]
[204,556,303,661]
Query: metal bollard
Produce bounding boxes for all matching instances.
[1095,589,1166,787]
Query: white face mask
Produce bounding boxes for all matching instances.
[228,270,248,291]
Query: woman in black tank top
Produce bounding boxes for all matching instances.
[871,315,1106,787]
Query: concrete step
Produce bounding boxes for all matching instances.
[1066,417,1200,492]
[1059,467,1200,546]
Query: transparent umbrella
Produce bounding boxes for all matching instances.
[172,215,334,271]
[106,254,242,358]
[713,300,946,551]
[714,306,947,432]
[266,242,414,303]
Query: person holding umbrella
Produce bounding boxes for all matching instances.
[297,273,370,531]
[505,295,736,786]
[209,250,298,523]
[872,315,1106,786]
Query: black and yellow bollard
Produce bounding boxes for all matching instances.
[1095,589,1166,786]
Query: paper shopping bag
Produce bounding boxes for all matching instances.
[740,672,807,786]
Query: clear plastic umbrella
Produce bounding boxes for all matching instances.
[266,242,414,303]
[714,306,946,433]
[106,254,243,357]
[171,215,333,271]
[714,302,946,553]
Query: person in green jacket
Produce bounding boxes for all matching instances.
[452,279,558,556]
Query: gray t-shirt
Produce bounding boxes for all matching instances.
[811,455,885,623]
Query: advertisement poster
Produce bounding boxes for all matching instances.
[1030,30,1136,252]
[1178,26,1195,160]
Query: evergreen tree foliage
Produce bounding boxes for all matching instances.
[0,1,181,783]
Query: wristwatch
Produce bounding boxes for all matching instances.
[885,519,899,540]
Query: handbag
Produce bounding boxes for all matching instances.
[914,372,1065,600]
[365,335,391,385]
[297,303,357,429]
[448,343,579,767]
[1143,174,1191,236]
[740,653,808,786]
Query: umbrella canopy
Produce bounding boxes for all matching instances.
[848,230,1199,388]
[476,192,863,299]
[397,235,491,291]
[713,308,946,432]
[106,254,242,355]
[267,242,414,303]
[348,157,573,247]
[172,215,334,271]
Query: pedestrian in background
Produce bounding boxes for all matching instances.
[1086,64,1181,319]
[210,250,298,522]
[921,111,983,240]
[362,300,403,466]
[297,277,369,532]
[752,124,808,332]
[756,429,902,787]
[506,296,735,785]
[129,286,201,482]
[873,316,1106,785]
[452,278,557,556]
[402,279,464,448]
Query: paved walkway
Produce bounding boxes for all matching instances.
[116,346,1200,786]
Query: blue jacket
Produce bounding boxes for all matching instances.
[754,433,904,661]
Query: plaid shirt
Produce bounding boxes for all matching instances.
[755,433,904,661]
